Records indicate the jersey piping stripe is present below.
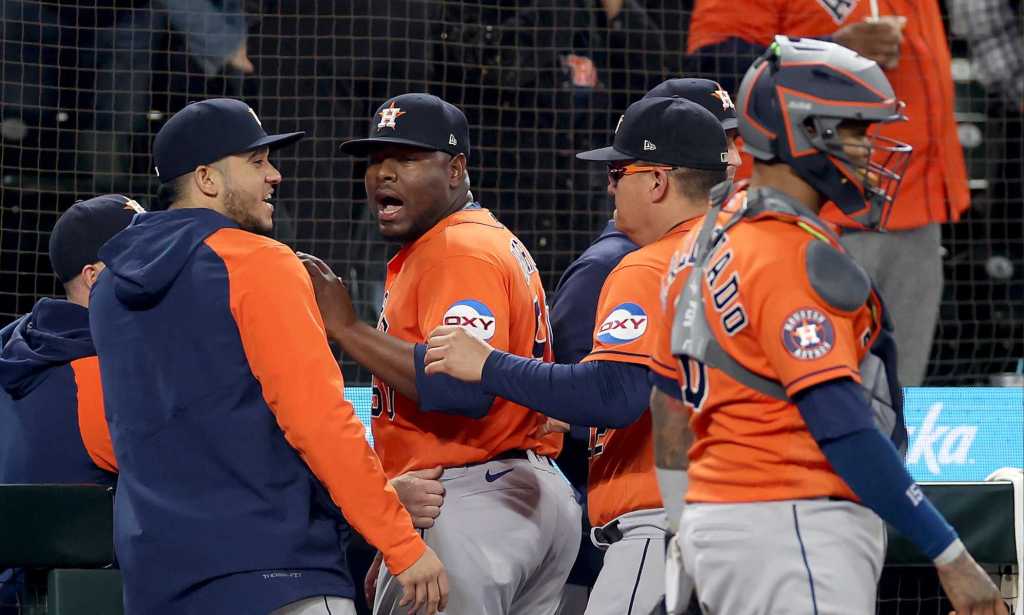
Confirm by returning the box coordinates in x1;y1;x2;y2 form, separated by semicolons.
587;349;652;361
782;364;856;388
626;538;652;615
651;357;676;372
447;220;505;230
792;505;819;615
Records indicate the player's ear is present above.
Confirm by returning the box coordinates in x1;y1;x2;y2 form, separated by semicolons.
448;153;467;189
194;165;220;198
650;168;671;202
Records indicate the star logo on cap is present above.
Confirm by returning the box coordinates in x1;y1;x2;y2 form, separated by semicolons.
711;87;735;111
377;102;406;130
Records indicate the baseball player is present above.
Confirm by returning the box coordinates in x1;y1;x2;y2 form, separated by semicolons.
303;92;580;615
419;96;729;615
688;0;970;386
89;98;445;615
650;37;1006;614
0;194;140;612
547;78;739;613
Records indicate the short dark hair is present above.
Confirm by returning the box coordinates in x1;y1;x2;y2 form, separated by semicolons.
155;175;190;211
669;166;728;202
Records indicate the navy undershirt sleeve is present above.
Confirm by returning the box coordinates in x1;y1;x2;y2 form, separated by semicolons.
414;343;495;419
481;351;650;429
649;371;683;401
795;379;958;559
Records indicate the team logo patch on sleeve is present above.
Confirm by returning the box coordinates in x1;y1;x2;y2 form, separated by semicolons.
597;302;648;344
782;308;836;360
443;300;497;341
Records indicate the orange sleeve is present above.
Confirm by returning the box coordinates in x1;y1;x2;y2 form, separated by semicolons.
746;241;862;396
71;356;117;474
220;239;425;575
687;0;784;52
581;263;662;368
416;255;511;351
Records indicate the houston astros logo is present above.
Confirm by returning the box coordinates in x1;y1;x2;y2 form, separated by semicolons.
443;300;497;341
711;87;735;111
597;303;648;344
377;102;406;130
781;308;835;360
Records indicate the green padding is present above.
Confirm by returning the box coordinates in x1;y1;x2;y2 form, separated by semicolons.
0;485;114;567
885;482;1018;565
47;569;123;615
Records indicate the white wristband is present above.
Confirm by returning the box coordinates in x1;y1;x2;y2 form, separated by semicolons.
933;538;966;566
655;467;688;534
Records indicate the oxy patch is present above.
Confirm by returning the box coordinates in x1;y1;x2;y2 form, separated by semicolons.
596;302;648;344
443;300;497;341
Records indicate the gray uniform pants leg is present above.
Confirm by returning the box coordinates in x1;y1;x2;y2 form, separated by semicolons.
585;509;667;615
841;223;943;386
374;451;581;615
681;500;886;615
270;596;356;615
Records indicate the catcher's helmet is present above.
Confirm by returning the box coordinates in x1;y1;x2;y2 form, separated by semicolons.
736;36;912;230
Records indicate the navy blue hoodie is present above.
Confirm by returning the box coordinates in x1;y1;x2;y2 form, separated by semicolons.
90;209;424;615
0;298;116;485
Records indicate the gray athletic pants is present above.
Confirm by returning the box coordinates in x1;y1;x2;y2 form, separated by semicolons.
680;499;886;615
374;450;581;615
841;223;943;386
270;596;356;615
585;508;667;615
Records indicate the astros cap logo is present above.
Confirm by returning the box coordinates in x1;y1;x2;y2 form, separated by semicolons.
247;106;263;128
377;101;406;130
711;87;735;111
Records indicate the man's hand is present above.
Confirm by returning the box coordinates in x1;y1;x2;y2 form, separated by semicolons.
937;550;1009;615
423;325;495;382
297;252;358;340
364;551;383;606
394;547;449;615
833;15;906;69
391;467;445;529
533;418;570;439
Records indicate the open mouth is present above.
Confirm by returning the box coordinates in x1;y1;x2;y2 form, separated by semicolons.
263;194;274;211
375;192;405;222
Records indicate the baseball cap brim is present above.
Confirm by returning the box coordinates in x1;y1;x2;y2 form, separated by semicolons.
339;136;444;156
248;131;306;152
721;117;738;131
575;146;636;162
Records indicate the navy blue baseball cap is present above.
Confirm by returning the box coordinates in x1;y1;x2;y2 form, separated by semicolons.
644;78;738;130
49;194;145;283
577;96;728;170
340;93;471;159
152;98;305;183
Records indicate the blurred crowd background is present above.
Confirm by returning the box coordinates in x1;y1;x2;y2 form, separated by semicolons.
1;0;1021;386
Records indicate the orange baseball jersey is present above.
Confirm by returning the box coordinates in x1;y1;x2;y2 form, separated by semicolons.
688;0;969;229
372;207;562;477
664;190;886;503
580;218;701;527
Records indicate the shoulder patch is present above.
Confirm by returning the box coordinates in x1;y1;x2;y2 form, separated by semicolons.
443;300;497;341
805;241;870;312
781;307;835;360
597;302;648;344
